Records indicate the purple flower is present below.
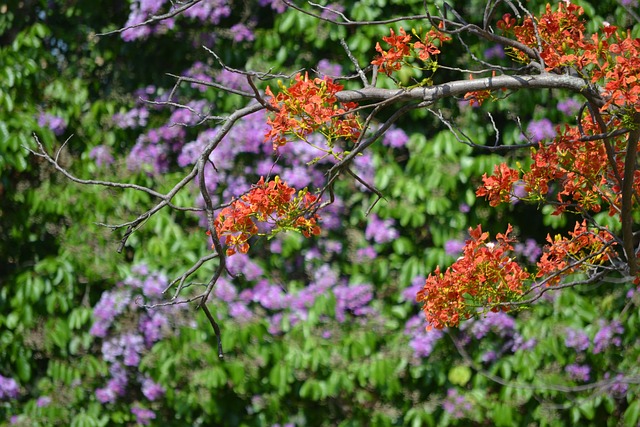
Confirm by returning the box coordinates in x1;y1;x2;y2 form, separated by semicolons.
215;69;252;92
319;3;345;19
565;364;590;382
139;312;168;345
355;246;377;262
316;59;343;78
259;0;287;13
229;302;254;322
382;127;409;148
620;0;637;6
525;119;556;143
401;276;425;303
226;253;264;281
444;239;465;256
365;214;399;244
36;396;52;407
405;316;444;358
182;0;231;24
442;388;473;419
230;23;254;42
514;239;542;264
557;98;581;116
214;278;237;302
131;406;156;425
484;44;505;60
333;283;373;322
0;375;19;400
593;320;623;354
564;328;590;352
141;378;165;401
37;112;67;135
90;289;132;337
89;145;115;167
463;311;516;340
605;373;629;395
253;280;289;310
459;203;470;213
112;107;149;129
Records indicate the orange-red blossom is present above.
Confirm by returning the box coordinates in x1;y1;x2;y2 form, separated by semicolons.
213;176;320;256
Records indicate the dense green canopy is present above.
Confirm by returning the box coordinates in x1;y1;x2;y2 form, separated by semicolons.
1;0;640;425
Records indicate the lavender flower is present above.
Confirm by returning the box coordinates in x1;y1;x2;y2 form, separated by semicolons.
442;388;473;419
0;375;19;400
214;277;238;302
564;327;590;352
382;127;409;148
36;396;52;407
333;283;374;322
112;107;149;129
89;145;114;167
444;239;465;256
131;406;156;425
484;44;505;60
229;302;254;322
514;239;542;264
37;112;67;135
565;364;590;382
259;0;287;13
557;98;581;116
139;312;168;345
405;316;444;358
230;23;255;42
141;378;165;401
401;276;425;303
316;59;343;78
593;320;623;354
90;289;132;337
525;118;556;143
365;214;399;244
463;311;516;340
355;246;377;262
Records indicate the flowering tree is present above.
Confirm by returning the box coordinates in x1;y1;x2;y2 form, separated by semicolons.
5;0;640;425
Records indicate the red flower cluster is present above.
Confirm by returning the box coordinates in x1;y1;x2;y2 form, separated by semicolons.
214;176;320;256
476;163;520;206
264;73;361;148
505;2;640;112
418;225;529;329
371;26;451;76
536;220;616;285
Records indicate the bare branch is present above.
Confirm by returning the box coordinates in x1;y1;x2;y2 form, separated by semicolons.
97;0;205;37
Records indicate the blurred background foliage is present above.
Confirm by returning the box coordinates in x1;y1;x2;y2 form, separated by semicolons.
1;0;640;425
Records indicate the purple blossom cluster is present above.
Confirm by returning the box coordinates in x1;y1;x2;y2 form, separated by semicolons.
565;364;590;382
564;327;590;351
484;44;506;60
593;320;624;354
401;276;425;303
525;118;556;143
513;238;542;263
316;59;343;78
444;239;465;257
112;107;150;129
230;23;255;43
442;388;473;419
131;405;156;425
382;127;409;148
259;0;287;13
89;145;115;168
37;112;67;136
333;283;374;321
0;374;19;400
460;311;536;358
90;264;179;406
365;214;399;244
404;315;444;359
557;98;581;116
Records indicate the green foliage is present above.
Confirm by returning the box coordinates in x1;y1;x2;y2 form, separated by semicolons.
2;0;639;426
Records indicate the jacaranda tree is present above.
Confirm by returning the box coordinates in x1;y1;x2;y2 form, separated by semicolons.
3;0;640;425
